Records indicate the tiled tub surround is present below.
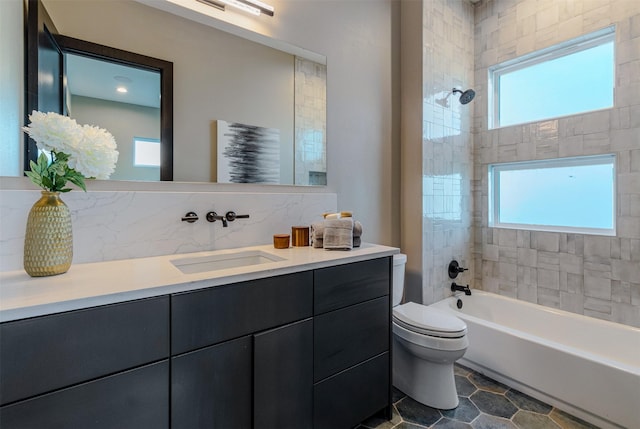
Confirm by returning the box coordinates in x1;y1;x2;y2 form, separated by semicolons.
0;190;336;272
471;0;640;327
360;365;599;429
431;291;640;429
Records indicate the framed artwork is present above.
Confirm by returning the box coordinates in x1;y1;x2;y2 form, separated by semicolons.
216;120;280;184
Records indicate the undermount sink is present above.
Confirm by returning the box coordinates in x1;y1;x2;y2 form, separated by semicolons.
171;250;286;274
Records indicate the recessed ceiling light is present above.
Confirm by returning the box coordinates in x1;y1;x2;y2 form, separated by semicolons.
117;86;128;93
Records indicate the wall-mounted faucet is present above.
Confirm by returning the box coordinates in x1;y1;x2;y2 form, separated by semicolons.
206;211;227;227
451;282;471;296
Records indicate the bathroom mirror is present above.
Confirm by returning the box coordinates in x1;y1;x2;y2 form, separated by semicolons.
8;0;327;186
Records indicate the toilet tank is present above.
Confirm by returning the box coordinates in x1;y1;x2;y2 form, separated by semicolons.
392;253;407;307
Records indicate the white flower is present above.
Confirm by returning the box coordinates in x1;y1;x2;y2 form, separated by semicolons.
68;124;119;180
22;111;120;190
22;111;83;154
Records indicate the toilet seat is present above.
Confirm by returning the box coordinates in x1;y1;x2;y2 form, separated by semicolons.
393;302;467;338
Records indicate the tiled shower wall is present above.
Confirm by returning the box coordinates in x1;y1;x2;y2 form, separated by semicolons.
294;57;327;186
472;0;640;327
421;0;475;304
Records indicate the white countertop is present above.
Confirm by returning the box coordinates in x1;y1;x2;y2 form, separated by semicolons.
0;243;399;322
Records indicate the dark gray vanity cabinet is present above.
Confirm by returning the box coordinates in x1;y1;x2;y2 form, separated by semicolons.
313;257;392;429
171;271;314;429
0;296;170;428
0;256;393;429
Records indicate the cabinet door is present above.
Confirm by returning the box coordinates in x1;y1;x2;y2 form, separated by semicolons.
314;257;390;314
0;361;169;429
0;296;169;405
172;271;312;354
254;318;313;429
314;353;389;429
314;296;389;382
171;336;252;429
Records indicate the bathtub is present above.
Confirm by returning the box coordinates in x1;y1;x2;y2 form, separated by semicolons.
430;290;640;429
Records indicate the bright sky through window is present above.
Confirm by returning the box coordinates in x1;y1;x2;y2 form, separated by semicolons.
489;155;616;235
489;27;615;128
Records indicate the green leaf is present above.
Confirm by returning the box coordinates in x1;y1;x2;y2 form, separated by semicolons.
41;176;54;190
67;172;87;192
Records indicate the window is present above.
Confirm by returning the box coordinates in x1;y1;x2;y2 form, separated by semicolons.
489;155;616;235
488;26;615;129
134;137;160;167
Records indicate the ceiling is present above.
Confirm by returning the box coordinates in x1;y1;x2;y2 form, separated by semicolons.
66;53;161;109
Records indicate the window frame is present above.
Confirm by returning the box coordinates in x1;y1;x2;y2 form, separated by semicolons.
488;26;615;129
488;154;617;236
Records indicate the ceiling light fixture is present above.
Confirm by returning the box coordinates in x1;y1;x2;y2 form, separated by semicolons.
197;0;274;16
116;86;128;93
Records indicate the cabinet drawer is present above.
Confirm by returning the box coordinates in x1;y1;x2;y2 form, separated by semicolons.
171;271;312;354
314;257;390;314
313;353;389;429
0;361;169;429
0;296;169;405
314;296;389;382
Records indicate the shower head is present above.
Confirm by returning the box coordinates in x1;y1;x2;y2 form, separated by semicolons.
452;88;475;104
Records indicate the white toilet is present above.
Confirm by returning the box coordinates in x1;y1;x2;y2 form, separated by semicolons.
392;253;468;410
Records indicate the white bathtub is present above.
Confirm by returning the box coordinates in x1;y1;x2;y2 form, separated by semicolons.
430;290;640;429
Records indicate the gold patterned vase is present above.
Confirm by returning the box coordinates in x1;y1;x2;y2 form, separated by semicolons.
23;191;73;277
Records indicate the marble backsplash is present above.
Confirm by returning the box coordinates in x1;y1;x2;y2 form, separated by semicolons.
0;190;337;272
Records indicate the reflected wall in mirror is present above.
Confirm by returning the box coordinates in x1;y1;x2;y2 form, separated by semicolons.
66;54;162;181
15;0;327;186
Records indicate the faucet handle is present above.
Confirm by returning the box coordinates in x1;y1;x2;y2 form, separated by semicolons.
448;260;468;279
181;212;199;223
225;211;250;222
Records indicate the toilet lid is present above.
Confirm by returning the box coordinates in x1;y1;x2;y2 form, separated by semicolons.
393;302;467;338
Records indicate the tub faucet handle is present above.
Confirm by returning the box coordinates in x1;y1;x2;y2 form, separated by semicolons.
448;260;468;279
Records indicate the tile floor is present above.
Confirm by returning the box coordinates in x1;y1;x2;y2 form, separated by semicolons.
358;365;600;429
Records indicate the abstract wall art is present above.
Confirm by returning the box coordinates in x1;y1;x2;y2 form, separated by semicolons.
216;120;280;184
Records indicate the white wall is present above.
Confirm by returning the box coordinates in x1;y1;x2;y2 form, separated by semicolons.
15;0;399;246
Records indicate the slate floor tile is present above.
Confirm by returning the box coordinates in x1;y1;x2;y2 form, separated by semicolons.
440;397;479;423
455;375;477;397
505;389;553;414
549;409;601;429
469;390;518;419
431;417;473;429
396;396;442;427
468;372;509;394
512;410;562;429
470;414;518;429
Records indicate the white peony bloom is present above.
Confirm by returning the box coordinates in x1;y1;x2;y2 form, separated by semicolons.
23;111;119;182
68;124;119;180
22;111;83;154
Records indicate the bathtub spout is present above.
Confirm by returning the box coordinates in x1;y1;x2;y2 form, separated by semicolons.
451;282;471;295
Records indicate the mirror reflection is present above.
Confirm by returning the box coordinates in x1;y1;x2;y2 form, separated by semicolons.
9;0;327;186
66;53;163;182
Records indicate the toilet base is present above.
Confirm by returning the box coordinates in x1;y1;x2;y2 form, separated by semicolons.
393;336;461;410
